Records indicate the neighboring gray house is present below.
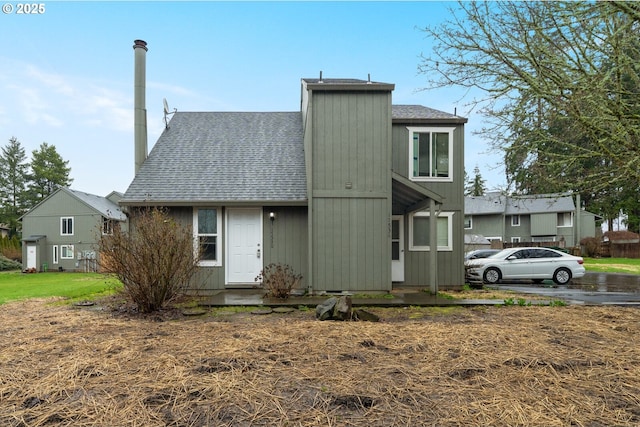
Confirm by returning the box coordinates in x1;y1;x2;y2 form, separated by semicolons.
119;40;468;294
464;192;601;248
20;188;127;272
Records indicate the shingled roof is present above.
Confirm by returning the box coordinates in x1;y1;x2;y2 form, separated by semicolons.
465;193;576;215
121;112;307;205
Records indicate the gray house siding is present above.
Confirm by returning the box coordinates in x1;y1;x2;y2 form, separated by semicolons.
466;214;503;240
531;213;557;236
262;206;308;287
305;89;392;291
390;122;466;288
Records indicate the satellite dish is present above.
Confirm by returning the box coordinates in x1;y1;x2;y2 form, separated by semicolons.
162;98;176;129
163;98;170;115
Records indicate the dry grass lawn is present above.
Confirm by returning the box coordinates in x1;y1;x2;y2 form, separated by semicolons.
1;298;639;426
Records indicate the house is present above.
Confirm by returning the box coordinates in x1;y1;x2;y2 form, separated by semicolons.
20;188;127;272
119;40;467;294
464;192;601;248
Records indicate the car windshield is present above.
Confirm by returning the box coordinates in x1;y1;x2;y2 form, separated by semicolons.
487;249;513;259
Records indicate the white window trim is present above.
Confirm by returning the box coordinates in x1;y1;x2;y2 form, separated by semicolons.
409;211;454;251
511;237;521;243
194;207;221;267
60;244;74;259
407;126;455;182
557;212;573;227
52;246;59;264
60;217;74;236
464;215;472;230
102;217;114;235
511;215;520;226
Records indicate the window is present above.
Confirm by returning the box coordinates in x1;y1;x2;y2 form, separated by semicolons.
61;245;74;259
557;212;573;227
408;127;454;181
409;211;454;251
61;217;74;235
194;208;220;266
102;217;115;235
511;237;521;243
511;215;520;226
52;246;59;264
464;215;472;229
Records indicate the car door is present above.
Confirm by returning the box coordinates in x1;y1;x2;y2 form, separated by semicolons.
529;249;561;279
500;249;532;279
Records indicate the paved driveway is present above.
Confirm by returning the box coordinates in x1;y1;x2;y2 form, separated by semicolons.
495;272;640;305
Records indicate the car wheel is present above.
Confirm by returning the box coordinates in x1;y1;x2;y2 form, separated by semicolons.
483;267;501;284
553;268;572;285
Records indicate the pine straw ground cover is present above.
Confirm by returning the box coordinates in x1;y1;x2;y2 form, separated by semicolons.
1;299;639;427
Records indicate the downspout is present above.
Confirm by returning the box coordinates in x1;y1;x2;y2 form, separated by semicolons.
429;198;441;294
133;39;148;175
575;193;581;249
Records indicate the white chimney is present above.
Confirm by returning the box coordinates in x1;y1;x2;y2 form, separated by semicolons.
133;39;148;175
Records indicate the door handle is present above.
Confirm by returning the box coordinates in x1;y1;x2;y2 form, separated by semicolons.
257;248;261;258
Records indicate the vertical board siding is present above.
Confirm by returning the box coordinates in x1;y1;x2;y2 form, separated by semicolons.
531;213;557;236
262;206;308;286
313;92;390;193
312;198;390;291
310;90;392;291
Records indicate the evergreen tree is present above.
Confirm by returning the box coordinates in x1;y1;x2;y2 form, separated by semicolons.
465;166;486;196
25;142;73;205
0;137;29;237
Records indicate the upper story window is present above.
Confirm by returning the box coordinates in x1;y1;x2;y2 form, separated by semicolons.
102;217;115;235
464;215;472;229
61;217;74;235
511;215;520;226
557;212;573;227
408;127;454;182
194;208;221;266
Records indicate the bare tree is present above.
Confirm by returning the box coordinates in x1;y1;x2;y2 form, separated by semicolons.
418;1;640;199
98;207;201;313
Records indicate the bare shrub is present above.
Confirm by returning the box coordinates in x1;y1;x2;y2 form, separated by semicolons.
255;263;302;299
580;237;601;257
98;207;200;313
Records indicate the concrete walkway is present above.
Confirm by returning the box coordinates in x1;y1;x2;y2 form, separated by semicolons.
200;288;507;307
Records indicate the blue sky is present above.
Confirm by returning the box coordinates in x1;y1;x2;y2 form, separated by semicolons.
0;1;503;196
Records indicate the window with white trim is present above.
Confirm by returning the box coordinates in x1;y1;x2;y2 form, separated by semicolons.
61;217;74;235
61;245;74;259
511;215;520;226
408;127;454;181
102;217;116;235
52;246;59;264
464;215;472;229
511;237;521;243
557;212;573;227
194;208;221;266
409;211;454;251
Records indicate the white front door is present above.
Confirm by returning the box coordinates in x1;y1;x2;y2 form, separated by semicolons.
391;215;404;282
226;208;263;285
26;244;37;270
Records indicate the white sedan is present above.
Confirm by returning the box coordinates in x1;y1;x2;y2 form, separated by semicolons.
465;247;585;285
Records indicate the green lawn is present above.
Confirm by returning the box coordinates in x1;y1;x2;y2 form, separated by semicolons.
583;257;640;275
0;271;122;305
